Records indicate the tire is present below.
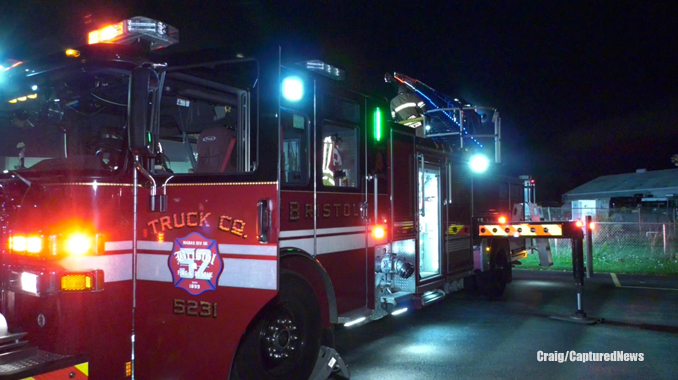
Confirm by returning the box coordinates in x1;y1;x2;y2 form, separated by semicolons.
478;248;510;300
463;274;480;297
232;271;321;380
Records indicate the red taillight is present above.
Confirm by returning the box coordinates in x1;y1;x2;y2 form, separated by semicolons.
575;220;584;228
498;216;507;224
589;222;596;230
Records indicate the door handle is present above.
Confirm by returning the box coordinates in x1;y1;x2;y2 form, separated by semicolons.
258;199;270;244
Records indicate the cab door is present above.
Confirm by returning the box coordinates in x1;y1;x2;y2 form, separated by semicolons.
131;58;280;379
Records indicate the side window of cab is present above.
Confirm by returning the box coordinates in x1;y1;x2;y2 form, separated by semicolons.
320;121;359;188
281;110;310;185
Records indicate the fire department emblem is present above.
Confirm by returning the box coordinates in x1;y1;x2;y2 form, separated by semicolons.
169;233;223;296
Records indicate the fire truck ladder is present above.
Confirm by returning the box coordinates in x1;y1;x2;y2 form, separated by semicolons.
392;72;502;163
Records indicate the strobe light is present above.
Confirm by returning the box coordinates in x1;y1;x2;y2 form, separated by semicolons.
376;253;414;279
469;154;489;173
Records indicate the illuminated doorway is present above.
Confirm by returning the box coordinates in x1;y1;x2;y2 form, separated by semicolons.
419;163;441;279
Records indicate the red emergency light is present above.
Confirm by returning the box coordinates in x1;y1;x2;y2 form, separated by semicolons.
87;16;179;50
372;226;386;239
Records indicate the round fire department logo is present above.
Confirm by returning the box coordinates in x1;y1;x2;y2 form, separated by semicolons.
169;232;223;296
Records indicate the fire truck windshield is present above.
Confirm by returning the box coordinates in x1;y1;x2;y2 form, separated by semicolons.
0;65;129;174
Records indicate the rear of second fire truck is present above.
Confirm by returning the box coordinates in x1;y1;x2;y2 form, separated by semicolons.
0;17;528;379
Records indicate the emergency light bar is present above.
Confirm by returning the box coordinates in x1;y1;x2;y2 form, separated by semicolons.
298;60;346;80
88;16;179;50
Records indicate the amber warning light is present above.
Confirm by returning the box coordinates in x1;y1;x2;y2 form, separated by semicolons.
8;232;104;258
88;16;179;50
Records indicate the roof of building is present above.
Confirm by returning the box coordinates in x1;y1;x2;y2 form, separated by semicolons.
563;168;678;199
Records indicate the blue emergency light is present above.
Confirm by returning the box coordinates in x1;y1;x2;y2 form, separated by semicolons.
282;77;303;101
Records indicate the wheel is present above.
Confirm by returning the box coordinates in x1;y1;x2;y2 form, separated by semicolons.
478;248;510;300
232;271;321;380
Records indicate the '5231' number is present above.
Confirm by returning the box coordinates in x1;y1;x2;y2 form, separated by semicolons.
173;299;217;318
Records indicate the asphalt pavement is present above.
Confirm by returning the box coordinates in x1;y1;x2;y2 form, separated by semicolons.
334;270;678;380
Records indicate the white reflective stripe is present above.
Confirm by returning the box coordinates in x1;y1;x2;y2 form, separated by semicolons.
59;254;133;282
218;244;277;256
417;101;425;108
138;241;174;251
220;259;276;290
135;240;276;256
137;254;276;290
280;226;366;239
394;102;417;113
281;232;376;255
105;241;133;251
137;254;173;282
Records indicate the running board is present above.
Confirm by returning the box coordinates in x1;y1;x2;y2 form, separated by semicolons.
309;346;350;379
419;289;446;308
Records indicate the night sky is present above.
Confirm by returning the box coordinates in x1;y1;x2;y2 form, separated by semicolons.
2;1;677;202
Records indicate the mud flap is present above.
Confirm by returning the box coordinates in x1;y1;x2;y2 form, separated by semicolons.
309;346;350;380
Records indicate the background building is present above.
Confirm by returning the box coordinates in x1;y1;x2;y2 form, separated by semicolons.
562;168;678;222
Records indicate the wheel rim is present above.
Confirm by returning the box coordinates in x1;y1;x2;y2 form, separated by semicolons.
260;309;304;372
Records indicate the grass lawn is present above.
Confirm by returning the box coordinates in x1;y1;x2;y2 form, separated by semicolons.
518;246;678;275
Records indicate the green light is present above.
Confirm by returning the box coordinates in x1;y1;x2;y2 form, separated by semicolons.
374;107;382;142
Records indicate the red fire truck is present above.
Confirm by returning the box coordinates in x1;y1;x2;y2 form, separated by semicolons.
0;17;527;379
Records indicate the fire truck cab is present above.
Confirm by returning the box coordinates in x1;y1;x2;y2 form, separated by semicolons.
0;17;525;379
